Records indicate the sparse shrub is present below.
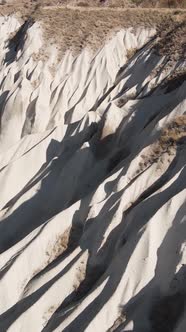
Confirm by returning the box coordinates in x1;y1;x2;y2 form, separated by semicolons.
76;1;90;6
160;115;186;146
116;97;127;108
46;228;71;263
136;115;186;175
126;47;137;59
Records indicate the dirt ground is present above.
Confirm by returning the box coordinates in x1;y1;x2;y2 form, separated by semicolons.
1;0;185;57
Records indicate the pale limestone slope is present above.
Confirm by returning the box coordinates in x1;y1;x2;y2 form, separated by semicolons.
0;15;185;332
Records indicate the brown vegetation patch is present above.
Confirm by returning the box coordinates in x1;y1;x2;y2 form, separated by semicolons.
138;0;186;8
126;47;137;59
35;7;186;57
1;2;185;56
46;228;71;263
0;2;185;59
2;0;186;9
160;115;186;145
136;115;186;174
155;19;186;63
152;115;186;156
162;68;186;93
46;221;83;263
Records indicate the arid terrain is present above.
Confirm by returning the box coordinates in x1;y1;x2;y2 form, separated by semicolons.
1;0;185;55
0;1;185;332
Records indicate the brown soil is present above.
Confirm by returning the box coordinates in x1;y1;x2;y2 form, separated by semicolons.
1;1;185;57
35;7;186;56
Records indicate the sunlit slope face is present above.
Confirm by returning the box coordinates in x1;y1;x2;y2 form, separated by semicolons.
0;9;185;332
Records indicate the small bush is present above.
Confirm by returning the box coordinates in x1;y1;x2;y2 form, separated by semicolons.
136;115;186;174
76;1;90;6
126;47;137;59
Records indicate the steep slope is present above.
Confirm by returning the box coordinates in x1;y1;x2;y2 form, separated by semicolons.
0;9;185;332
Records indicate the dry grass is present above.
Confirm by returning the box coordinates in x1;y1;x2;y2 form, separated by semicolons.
153;115;186;155
46;228;71;263
159;115;185;147
162;68;186;93
137;0;186;8
33;7;186;56
136;115;186;174
0;2;185;57
0;0;185;18
126;47;137;59
160;115;186;145
155;19;186;62
45;221;83;264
